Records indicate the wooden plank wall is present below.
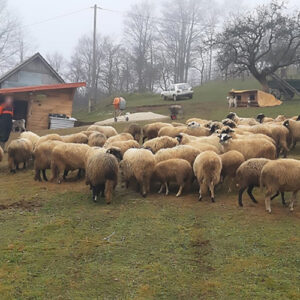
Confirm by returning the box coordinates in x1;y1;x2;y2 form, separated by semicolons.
26;89;73;130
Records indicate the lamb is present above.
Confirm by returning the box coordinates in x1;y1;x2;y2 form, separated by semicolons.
36;134;63;147
219;133;276;160
85;151;119;204
120;148;155;197
61;133;88;144
142;122;172;142
104;133;134;147
33;140;64;181
87;125;118;138
193;151;222;202
107;140;140;155
153;159;194;197
7;138;33;173
283;119;300;149
0;145;3;162
143;136;178;153
20;131;40;148
227;112;259;126
88;132;107;147
50;143;91;183
260;159;300;213
219;150;245;184
124;123;142;142
155;145;201;166
256;113;274;123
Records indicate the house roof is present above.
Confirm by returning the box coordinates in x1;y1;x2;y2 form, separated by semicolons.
229;89;258;94
0;82;86;95
0;52;65;84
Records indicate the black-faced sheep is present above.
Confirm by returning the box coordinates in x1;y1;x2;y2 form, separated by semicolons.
219;133;276;160
107;140;140;155
143;136;178;153
283;119;300;149
193;151;222;202
7;138;33;173
227;112;259;126
88;132;107;147
153;159;194;197
261;159;300;213
120;148;155;197
85;151;120;204
256;114;274;123
87;125;118;138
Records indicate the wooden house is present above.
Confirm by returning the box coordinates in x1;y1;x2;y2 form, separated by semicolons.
0;53;85;131
228;89;282;107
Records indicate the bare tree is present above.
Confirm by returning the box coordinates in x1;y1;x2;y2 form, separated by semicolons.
217;1;300;91
46;52;66;76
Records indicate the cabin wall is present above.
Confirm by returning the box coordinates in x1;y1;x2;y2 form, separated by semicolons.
236;92;258;107
26;89;73;130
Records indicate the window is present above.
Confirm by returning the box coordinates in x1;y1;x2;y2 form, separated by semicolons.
237;95;241;101
249;94;255;101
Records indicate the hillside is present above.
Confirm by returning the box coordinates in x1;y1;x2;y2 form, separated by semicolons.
74;78;300;124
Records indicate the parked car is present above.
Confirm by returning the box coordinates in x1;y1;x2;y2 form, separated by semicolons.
161;83;193;101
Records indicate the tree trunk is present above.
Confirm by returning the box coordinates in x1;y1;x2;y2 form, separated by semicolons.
253;73;269;92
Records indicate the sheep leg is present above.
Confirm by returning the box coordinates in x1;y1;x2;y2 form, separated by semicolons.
92;186;100;202
289;191;297;212
158;184;164;194
265;191;273;213
42;170;48;181
209;182;215;203
247;185;258;204
63;170;69;180
198;187;202;201
23;162;26;169
165;182;169;196
238;187;246;207
34;170;42;182
176;185;183;197
281;192;287;206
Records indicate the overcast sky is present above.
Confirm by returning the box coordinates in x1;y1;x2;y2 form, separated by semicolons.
8;0;300;59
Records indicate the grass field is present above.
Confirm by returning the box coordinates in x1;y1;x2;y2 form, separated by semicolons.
0;78;300;299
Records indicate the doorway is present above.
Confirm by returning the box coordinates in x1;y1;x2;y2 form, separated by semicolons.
13;100;28;121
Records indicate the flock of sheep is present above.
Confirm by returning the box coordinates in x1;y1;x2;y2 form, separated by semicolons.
1;111;300;214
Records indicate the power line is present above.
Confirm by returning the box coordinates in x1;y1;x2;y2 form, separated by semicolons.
22;7;90;29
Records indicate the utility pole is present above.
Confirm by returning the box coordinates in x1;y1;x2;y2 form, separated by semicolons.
89;4;100;113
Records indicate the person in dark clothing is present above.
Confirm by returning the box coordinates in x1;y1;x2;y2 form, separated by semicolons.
0;95;14;150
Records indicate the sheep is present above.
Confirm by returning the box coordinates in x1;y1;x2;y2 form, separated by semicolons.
227;112;259;126
85;151;120;204
88;132;107;147
124;123;142;142
219;150;245;185
61;133;88;144
33;140;64;181
0;145;3;162
142;122;172;142
266;124;290;157
219;133;276;160
158;125;210;138
155;145;201;166
260;159;300;213
222;118;237;128
107;140;140;155
87;125;118;138
50;143;91;183
36;134;63;147
104;133;134;147
186;118;210;125
120;148;155;197
274;115;286;122
171;122;186;127
7;138;33;173
283;119;300;149
20;131;40;148
143;136;178;153
256;113;274;123
193;151;222;202
80;130;98;137
153;159;194;197
236;158;285;208
158;126;187;138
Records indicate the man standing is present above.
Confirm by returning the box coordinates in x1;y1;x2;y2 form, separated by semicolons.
0;95;14;150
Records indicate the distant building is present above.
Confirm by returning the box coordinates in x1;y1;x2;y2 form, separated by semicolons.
0;53;85;131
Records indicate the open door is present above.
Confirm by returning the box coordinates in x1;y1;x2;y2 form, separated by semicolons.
13;100;28;121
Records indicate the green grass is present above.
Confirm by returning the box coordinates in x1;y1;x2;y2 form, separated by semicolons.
1;77;300;298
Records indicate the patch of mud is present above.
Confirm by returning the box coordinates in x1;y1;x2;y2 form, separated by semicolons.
0;199;42;211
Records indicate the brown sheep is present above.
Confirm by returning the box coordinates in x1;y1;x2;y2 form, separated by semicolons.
124;123;142;142
142;122;172;142
88;132;107;147
153;159;193;197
